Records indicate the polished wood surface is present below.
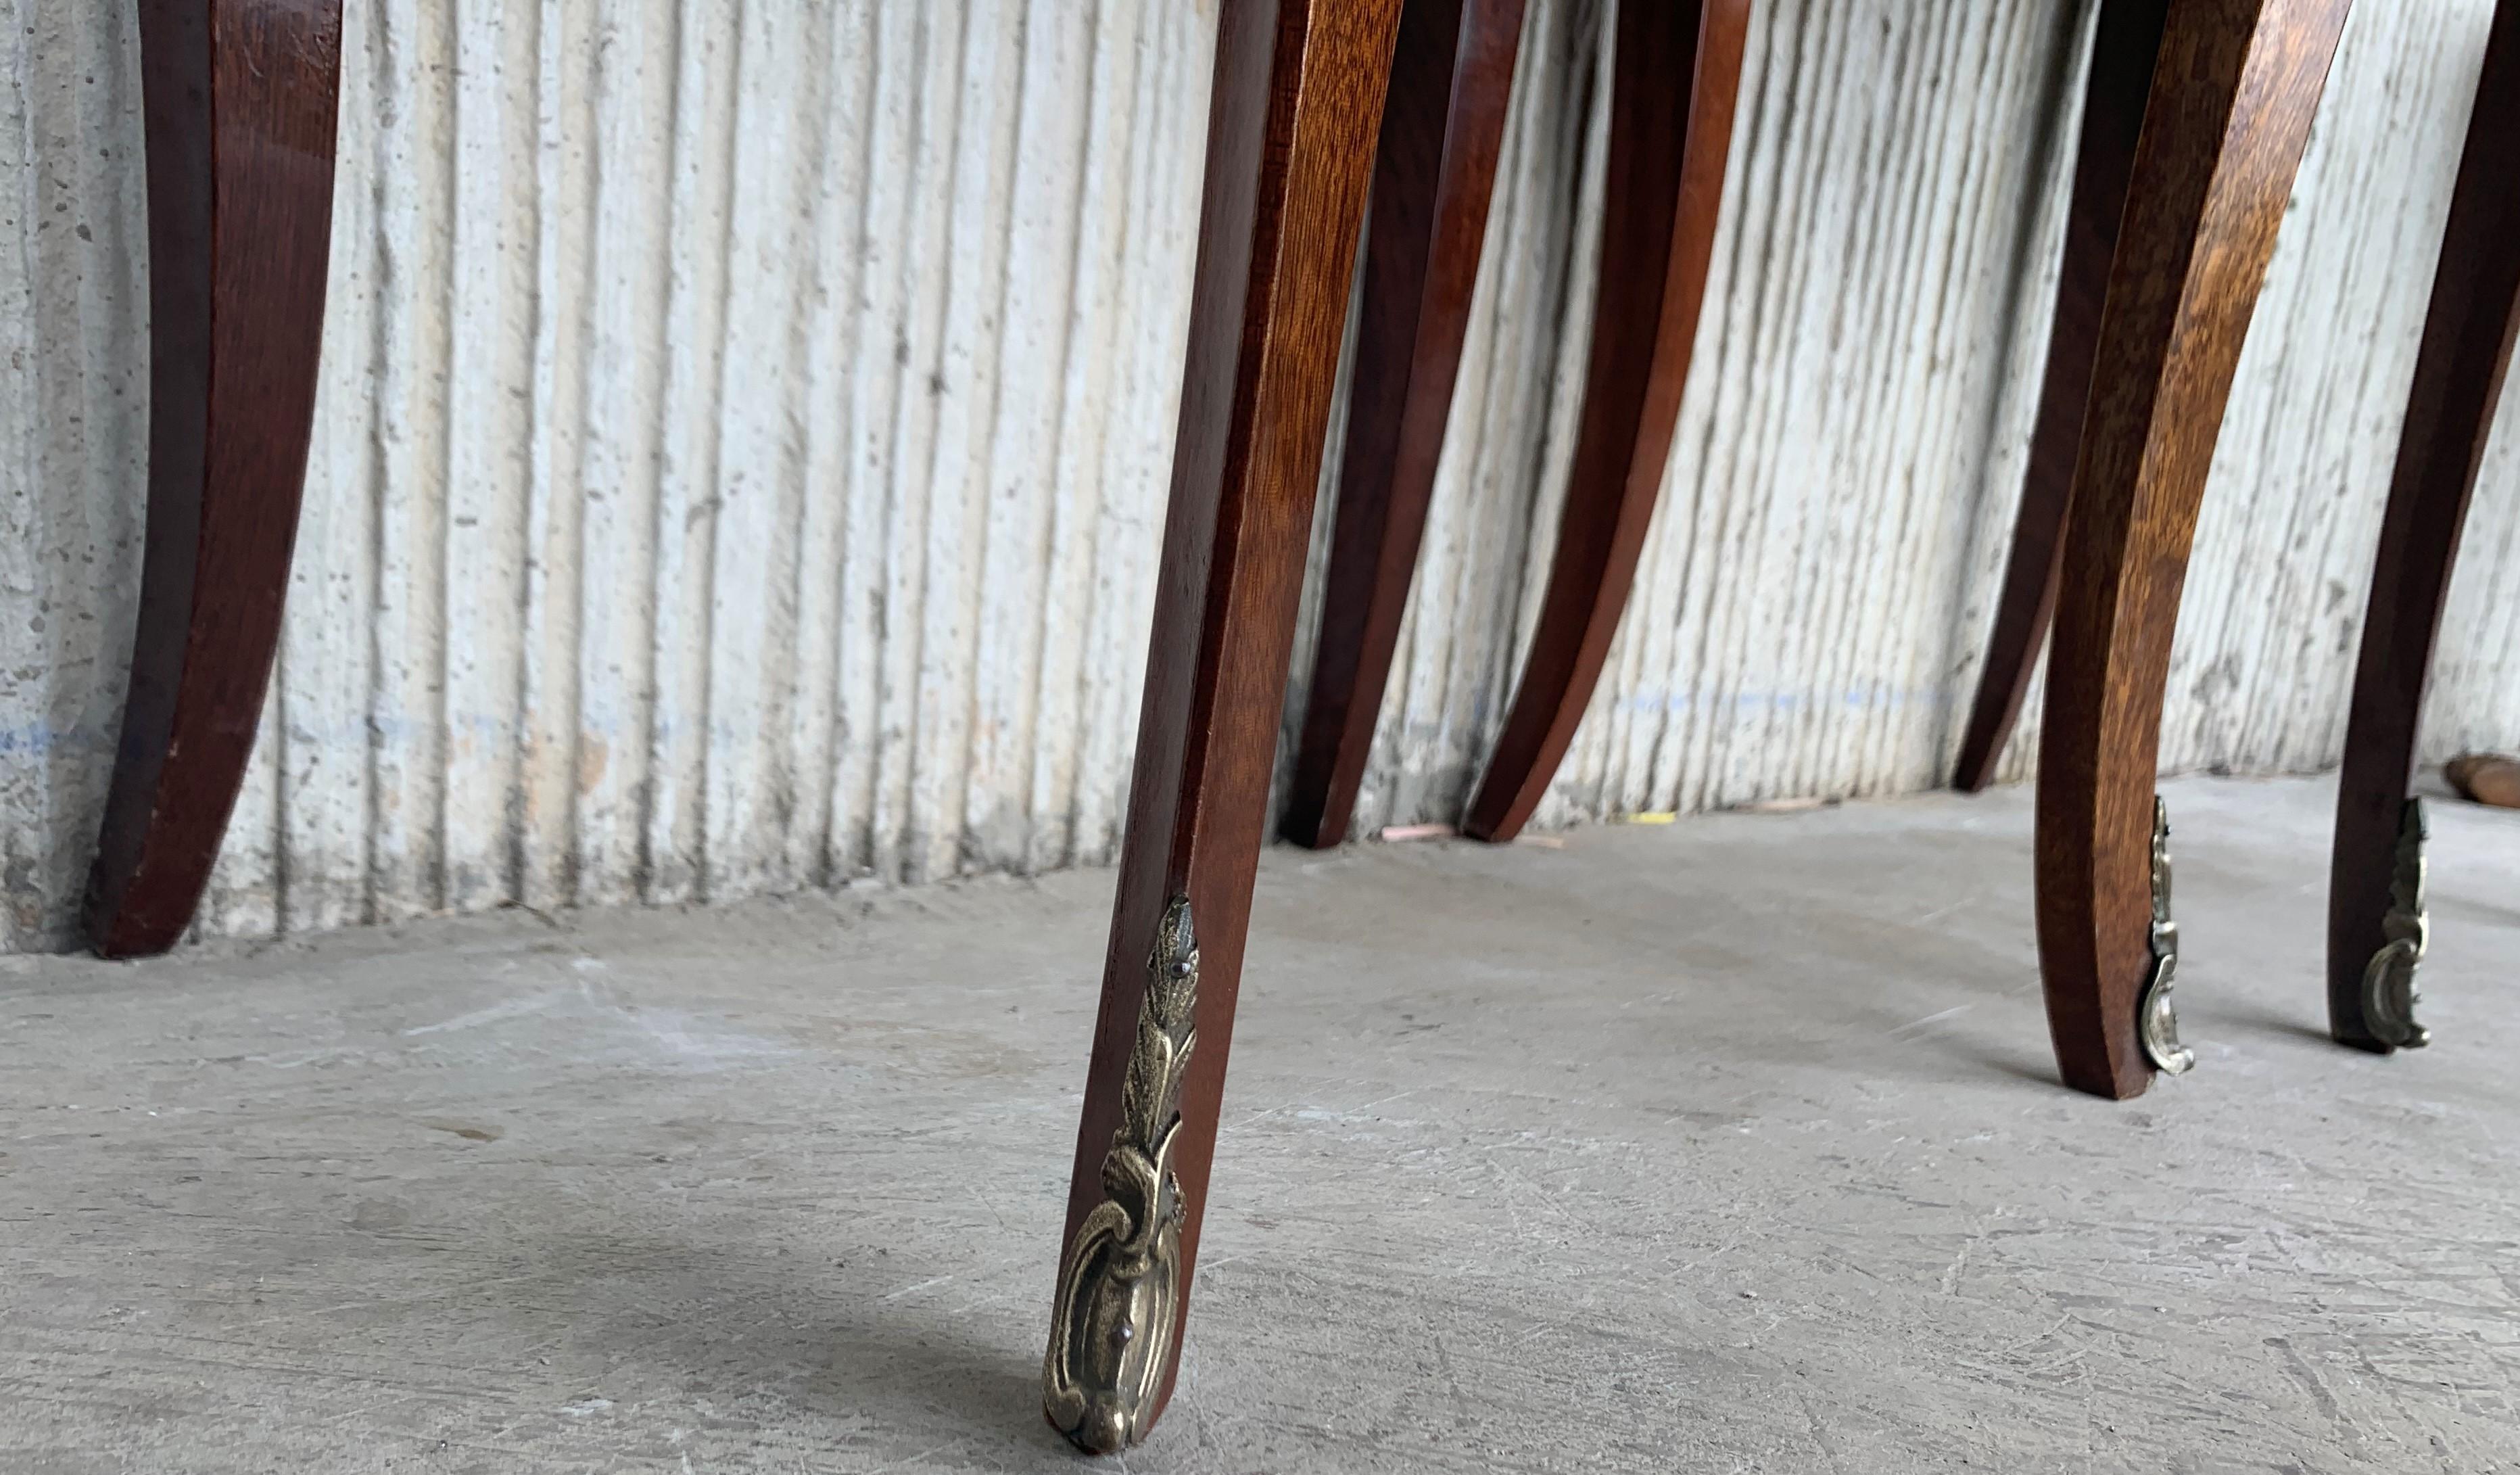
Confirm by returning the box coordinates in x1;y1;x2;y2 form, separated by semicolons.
2036;0;2352;1100
1282;0;1526;849
1053;0;1402;1440
87;0;345;958
2327;0;2519;1050
1460;0;1749;843
1952;0;2172;794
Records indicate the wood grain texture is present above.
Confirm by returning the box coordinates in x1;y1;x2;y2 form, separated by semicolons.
9;3;2512;952
1459;0;1749;843
2327;0;2519;1050
1280;0;1526;850
1270;0;1522;852
1951;0;2171;794
2035;0;2352;1100
1054;0;1401;1440
84;0;344;957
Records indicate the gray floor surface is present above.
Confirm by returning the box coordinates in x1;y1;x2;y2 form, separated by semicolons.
4;774;2517;1473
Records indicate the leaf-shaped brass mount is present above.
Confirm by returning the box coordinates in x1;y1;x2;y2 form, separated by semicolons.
2359;797;2431;1051
2139;797;2195;1075
1045;897;1199;1454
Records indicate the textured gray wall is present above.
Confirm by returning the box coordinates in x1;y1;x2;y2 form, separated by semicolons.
2;0;2511;950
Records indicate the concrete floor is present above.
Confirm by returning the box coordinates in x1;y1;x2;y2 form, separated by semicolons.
4;774;2517;1474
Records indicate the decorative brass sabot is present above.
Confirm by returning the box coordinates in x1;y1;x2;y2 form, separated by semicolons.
2139;797;2195;1075
1045;896;1199;1454
2359;797;2430;1050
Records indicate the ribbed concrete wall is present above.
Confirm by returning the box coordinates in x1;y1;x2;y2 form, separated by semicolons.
3;0;2511;951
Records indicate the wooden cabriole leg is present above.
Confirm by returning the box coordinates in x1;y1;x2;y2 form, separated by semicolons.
2035;0;2352;1100
85;1;345;958
1951;0;2172;793
1042;0;1401;1455
1280;0;1527;849
1458;0;1750;844
2327;0;2520;1054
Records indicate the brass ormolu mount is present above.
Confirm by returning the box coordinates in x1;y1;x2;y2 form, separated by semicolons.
2139;797;2195;1075
1045;897;1199;1454
2356;797;2431;1052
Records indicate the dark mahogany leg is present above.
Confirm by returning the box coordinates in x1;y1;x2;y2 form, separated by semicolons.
86;1;345;957
1042;0;1400;1454
2036;0;2352;1100
1281;0;1526;849
1458;0;1749;843
2327;1;2520;1054
1951;0;2171;793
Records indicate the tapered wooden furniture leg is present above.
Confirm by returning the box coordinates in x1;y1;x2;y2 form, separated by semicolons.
1951;0;2172;793
2035;0;2352;1100
1281;0;1526;849
2327;0;2520;1054
1458;0;1749;843
85;0;345;958
1042;0;1400;1455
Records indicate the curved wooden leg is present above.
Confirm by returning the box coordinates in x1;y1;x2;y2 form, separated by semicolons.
1281;0;1526;849
1951;0;2171;793
1042;0;1400;1454
2327;1;2520;1052
85;1;345;958
1458;0;1749;843
2035;0;2352;1100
